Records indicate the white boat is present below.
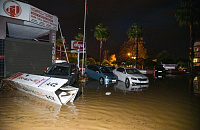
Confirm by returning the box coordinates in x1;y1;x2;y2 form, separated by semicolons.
7;73;79;105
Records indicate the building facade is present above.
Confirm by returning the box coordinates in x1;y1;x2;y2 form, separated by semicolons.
194;41;200;66
0;0;58;78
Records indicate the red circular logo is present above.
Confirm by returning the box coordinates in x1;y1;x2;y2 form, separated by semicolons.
3;0;22;17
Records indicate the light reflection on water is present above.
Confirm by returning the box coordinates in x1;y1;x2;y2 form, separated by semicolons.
0;75;200;129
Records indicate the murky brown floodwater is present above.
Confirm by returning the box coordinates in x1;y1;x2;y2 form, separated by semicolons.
0;74;200;130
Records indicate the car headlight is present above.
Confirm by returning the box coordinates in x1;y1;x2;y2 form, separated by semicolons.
131;77;137;80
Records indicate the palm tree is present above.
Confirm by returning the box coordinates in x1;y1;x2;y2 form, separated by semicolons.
74;33;84;68
175;0;200;72
74;33;83;41
127;23;144;68
56;36;65;60
94;23;110;65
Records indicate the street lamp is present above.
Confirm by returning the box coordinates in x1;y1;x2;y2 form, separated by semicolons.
127;53;136;68
132;56;136;60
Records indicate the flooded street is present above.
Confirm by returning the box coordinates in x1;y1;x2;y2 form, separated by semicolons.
0;74;200;130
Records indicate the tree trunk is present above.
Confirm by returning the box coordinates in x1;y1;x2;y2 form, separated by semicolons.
100;40;103;65
60;46;62;60
135;38;138;68
190;23;194;72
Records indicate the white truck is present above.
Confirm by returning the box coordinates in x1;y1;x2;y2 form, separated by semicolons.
162;64;176;71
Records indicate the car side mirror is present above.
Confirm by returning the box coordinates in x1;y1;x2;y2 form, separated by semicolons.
123;71;126;74
46;66;50;71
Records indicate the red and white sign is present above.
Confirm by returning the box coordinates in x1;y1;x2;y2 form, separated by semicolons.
30;6;58;31
0;0;30;21
0;0;58;31
3;0;21;17
8;73;79;105
71;40;86;50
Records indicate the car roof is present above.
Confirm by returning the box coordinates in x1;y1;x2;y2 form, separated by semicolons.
103;65;115;67
117;67;136;69
103;65;113;67
53;63;76;67
87;64;105;67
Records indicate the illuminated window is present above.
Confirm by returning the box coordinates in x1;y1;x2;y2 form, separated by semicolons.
193;58;198;63
195;48;199;52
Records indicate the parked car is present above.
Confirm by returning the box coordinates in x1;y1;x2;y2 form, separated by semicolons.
55;60;67;63
178;66;187;71
154;65;166;79
84;64;118;85
44;63;79;85
113;67;149;88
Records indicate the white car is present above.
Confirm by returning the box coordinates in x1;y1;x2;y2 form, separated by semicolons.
113;67;149;87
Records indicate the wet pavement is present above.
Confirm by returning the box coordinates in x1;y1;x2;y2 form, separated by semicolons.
0;74;200;129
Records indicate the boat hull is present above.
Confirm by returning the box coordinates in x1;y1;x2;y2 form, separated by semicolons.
8;73;79;105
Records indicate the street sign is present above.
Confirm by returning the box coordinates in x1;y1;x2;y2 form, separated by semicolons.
70;50;86;53
71;40;86;50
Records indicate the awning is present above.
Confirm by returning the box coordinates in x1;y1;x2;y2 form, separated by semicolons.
7;22;50;39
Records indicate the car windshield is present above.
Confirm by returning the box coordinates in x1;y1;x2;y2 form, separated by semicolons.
106;66;115;70
100;66;112;73
155;66;165;70
126;68;141;74
47;66;70;76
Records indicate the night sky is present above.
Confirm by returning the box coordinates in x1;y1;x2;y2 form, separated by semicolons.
26;0;200;60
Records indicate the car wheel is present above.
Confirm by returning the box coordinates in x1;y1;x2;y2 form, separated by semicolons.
99;77;104;85
75;75;79;83
84;73;88;78
125;78;130;88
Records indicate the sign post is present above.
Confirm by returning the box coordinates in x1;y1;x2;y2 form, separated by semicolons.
71;40;86;68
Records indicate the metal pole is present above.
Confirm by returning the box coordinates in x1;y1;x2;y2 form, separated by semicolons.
58;22;69;63
78;49;80;68
81;0;87;76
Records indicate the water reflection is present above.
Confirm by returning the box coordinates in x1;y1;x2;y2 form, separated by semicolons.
0;90;61;117
1;75;200;129
114;81;149;93
77;80;116;97
78;79;149;96
154;73;179;80
0;90;79;122
80;79;116;89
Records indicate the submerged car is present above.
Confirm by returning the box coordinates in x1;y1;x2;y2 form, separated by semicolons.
113;67;149;87
154;65;166;79
44;63;79;85
84;64;118;84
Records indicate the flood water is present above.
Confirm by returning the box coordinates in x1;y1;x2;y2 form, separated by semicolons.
0;74;200;130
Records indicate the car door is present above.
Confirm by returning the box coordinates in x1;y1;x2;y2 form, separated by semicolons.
86;65;95;78
70;64;78;84
115;68;125;81
92;66;101;80
87;65;99;80
120;68;126;81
